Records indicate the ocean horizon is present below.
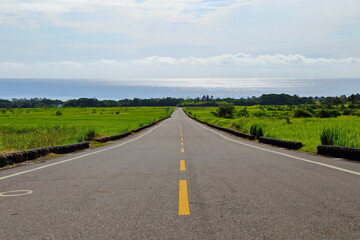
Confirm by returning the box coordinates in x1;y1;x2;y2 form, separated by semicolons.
0;78;359;100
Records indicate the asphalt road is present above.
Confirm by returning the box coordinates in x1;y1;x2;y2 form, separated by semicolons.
1;108;359;239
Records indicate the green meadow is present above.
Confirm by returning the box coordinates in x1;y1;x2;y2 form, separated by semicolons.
184;106;360;152
0;107;173;153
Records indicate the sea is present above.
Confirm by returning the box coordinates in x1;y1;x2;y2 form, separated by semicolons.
0;78;359;100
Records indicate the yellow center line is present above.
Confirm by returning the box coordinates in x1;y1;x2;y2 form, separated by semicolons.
181;142;184;145
179;180;190;215
181;148;184;152
181;138;183;141
180;160;186;171
180;133;183;136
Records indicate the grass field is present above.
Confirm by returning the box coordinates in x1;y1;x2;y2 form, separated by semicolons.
0;107;173;153
184;106;360;152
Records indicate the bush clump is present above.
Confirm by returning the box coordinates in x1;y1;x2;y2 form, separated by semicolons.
250;124;264;138
83;129;97;141
237;108;250;117
315;109;341;118
212;102;235;118
342;109;354;115
293;109;313;118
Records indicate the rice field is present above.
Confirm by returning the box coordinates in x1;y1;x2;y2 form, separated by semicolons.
0;107;173;153
184;106;360;152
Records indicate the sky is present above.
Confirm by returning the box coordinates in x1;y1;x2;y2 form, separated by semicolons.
0;0;360;81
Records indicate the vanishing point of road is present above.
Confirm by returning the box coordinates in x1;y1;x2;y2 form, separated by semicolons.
1;109;359;239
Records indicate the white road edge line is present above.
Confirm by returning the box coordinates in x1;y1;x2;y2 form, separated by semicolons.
193;120;360;176
0;120;168;181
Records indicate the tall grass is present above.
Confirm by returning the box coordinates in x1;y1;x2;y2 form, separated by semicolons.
320;128;340;145
0;107;173;153
184;107;360;152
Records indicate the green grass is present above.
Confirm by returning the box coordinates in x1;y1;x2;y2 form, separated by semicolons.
0;107;173;153
184;106;360;152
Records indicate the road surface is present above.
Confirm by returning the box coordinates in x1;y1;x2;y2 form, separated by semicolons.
1;108;359;239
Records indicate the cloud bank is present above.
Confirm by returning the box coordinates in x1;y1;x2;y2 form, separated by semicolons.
2;53;359;68
132;53;360;65
1;0;359;79
1;53;359;79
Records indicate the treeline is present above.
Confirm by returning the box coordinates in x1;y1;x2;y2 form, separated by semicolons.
0;94;360;108
0;98;63;108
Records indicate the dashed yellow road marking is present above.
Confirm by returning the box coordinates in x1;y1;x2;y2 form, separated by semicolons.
180;160;186;171
181;142;184;145
181;138;183;141
181;148;184;152
179;180;190;215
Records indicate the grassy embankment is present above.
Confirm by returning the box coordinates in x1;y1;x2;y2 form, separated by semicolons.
0;107;173;153
184;106;360;153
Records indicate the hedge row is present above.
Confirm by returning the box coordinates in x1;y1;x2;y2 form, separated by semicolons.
258;136;303;150
0;142;90;168
317;145;360;161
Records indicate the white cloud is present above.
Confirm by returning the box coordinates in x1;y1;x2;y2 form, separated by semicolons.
1;52;359;79
1;53;360;69
132;53;360;65
131;56;178;65
0;62;26;67
98;59;124;66
36;61;84;68
1;0;359;58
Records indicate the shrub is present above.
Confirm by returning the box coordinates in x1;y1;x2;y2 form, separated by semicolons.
252;110;268;117
55;110;62;116
277;112;291;122
237;108;250;117
210;111;217;117
293;109;313;118
315;109;341;118
215;102;235;118
320;128;340;145
342;109;354;115
330;110;341;117
316;109;331;118
84;129;97;141
250;124;264;138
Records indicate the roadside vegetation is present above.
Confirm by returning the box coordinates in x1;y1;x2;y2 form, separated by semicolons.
184;104;360;152
0;107;173;153
1;93;359;153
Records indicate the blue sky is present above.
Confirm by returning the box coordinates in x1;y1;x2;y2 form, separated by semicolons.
0;0;360;81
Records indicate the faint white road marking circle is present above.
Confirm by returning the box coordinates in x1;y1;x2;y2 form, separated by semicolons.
0;190;33;197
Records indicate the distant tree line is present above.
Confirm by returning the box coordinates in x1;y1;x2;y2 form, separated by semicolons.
0;94;359;108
